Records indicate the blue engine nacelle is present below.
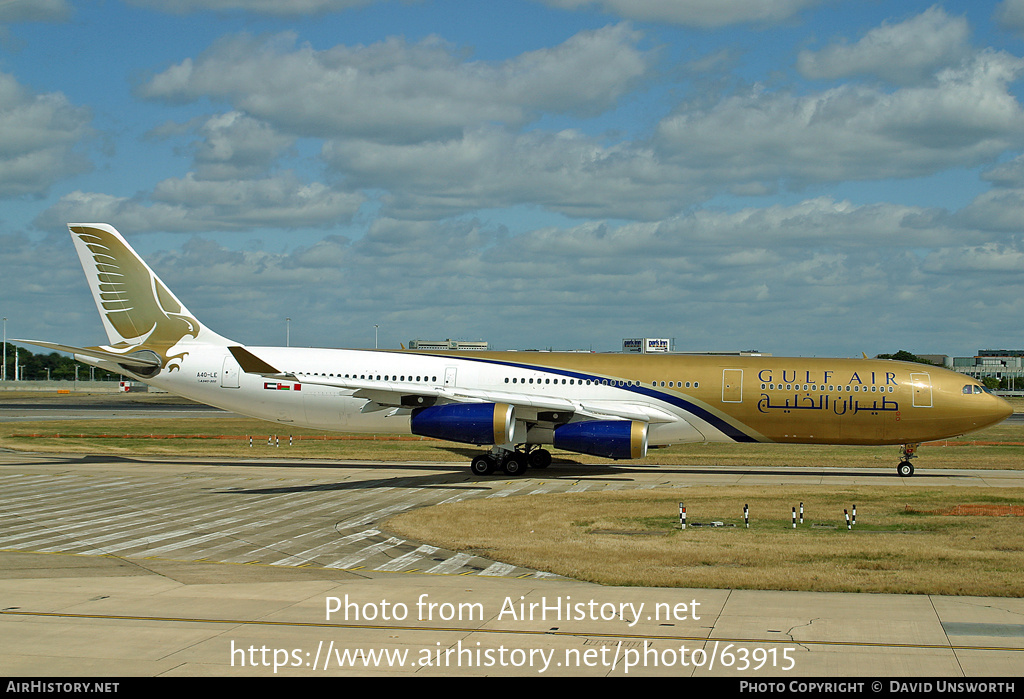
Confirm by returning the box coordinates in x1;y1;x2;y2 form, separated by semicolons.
553;420;648;459
410;402;515;445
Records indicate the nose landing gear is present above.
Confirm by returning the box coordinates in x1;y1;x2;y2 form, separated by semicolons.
897;443;918;477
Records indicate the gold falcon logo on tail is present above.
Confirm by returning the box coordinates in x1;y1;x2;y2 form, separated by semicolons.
68;224;219;371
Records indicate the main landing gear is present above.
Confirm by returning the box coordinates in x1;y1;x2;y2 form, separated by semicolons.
897;443;918;477
470;445;552;476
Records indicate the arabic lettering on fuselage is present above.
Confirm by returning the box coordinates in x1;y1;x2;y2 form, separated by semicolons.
757;392;900;415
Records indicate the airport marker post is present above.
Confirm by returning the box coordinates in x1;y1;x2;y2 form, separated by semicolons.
679;503;686;530
792;507;796;529
744;503;749;528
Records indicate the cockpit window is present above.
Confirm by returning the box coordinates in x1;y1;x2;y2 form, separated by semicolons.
963;384;985;395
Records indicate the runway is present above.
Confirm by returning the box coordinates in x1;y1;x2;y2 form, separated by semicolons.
1;447;1023;677
0;395;231;422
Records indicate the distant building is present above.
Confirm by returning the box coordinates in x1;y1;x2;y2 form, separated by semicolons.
622;338;671;353
914;354;952;368
674;350;772;357
953;350;1024;389
621;338;771;356
408;339;489;351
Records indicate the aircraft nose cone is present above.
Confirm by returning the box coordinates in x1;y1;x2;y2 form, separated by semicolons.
995;397;1014;422
981;393;1015;428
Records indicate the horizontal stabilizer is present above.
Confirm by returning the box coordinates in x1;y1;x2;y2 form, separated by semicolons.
14;339;162;368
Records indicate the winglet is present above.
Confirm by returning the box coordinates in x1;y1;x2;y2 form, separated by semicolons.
229;346;283;375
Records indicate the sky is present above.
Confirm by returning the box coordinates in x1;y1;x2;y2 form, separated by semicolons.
2;0;1024;358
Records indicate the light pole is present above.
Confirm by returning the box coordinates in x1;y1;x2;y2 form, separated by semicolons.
2;317;6;382
286;317;291;347
374;324;379;349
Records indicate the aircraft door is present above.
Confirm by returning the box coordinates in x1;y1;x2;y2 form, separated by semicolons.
220;355;240;388
722;369;743;403
444;367;457;388
911;372;933;408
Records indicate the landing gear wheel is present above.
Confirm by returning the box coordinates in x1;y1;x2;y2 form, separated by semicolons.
528;448;552;469
470;455;496;476
504;453;529;476
898;443;919;477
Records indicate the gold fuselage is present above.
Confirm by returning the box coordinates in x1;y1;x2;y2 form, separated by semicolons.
413;351;1012;446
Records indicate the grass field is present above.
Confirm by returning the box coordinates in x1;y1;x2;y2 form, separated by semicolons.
3;414;1023;469
385;486;1024;596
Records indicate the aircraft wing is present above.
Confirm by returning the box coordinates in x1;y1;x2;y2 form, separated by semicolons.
228;346;678;424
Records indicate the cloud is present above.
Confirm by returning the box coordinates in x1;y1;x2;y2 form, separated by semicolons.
138;26;651;143
538;0;819;27
0;71;92;198
126;0;389;14
0;0;72;23
955;153;1024;231
323;126;702;220
995;0;1024;33
172;197;1002;354
35;172;364;233
190;112;296;180
656;50;1024;186
923;242;1024;274
797;6;972;85
955;187;1024;232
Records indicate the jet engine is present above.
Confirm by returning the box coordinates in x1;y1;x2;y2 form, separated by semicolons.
410;402;515;446
553;420;648;459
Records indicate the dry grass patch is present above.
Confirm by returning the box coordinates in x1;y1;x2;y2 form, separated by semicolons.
385;486;1024;596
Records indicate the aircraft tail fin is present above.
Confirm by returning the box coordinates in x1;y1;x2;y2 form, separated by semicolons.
68;223;231;368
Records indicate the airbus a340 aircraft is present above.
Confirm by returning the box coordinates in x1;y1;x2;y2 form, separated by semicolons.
19;224;1013;477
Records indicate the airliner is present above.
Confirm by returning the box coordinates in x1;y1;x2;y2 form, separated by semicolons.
18;224;1013;477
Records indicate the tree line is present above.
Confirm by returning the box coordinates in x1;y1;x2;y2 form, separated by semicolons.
1;344;121;381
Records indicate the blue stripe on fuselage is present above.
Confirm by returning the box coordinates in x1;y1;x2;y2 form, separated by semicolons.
411;352;760;443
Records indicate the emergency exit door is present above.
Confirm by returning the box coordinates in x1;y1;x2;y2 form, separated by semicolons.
911;372;932;408
722;369;743;403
